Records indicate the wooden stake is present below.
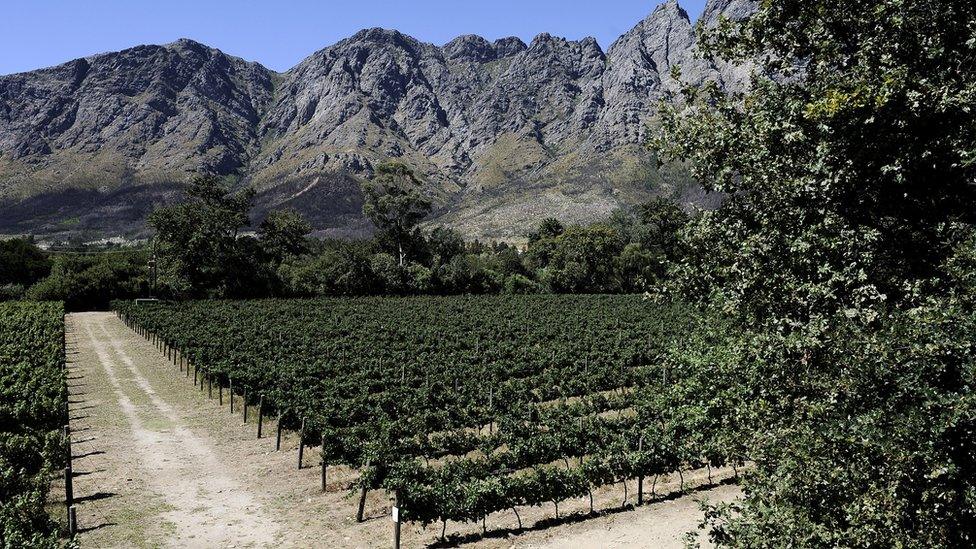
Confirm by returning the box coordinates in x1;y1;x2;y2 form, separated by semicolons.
257;396;264;438
64;466;73;505
637;435;644;505
357;484;368;522
297;418;306;469
322;435;329;492
393;489;402;549
229;380;234;413
243;391;249;423
276;416;284;451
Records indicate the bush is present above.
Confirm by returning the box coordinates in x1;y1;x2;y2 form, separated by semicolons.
27;252;147;311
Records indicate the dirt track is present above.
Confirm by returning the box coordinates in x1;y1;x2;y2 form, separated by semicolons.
66;311;740;548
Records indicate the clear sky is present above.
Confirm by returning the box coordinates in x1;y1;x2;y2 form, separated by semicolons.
0;1;708;76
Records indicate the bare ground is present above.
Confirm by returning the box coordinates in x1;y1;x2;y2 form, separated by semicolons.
66;312;740;548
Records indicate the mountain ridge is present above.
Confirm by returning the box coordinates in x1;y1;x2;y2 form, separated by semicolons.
0;0;756;241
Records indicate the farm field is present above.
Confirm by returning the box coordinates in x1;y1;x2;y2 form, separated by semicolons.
90;295;745;546
64;309;741;547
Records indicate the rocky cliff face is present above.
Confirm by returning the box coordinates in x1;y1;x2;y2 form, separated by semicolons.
0;0;755;240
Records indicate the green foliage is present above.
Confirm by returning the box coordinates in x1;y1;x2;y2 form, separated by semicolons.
147;175;259;298
26;252;147;311
278;239;376;296
528;218;565;244
115;296;709;532
539;225;624;294
258;209;312;266
656;0;976;546
0;239;51;290
0;302;67;547
361;163;433;266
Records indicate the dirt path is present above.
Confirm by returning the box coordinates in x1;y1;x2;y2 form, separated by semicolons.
66;311;740;548
68;312;284;548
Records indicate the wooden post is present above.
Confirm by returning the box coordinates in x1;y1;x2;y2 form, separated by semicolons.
357;481;369;522
208;376;213;399
68;505;77;536
193;363;197;385
257;396;264;438
322;435;329;492
393;489;402;549
219;383;223;406
276;415;284;451
488;387;494;434
229;380;234;413
243;391;249;423
297;418;306;469
64;466;73;505
637;435;645;505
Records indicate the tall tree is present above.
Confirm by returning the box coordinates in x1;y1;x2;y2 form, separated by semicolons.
361;163;432;266
657;0;976;545
148;176;255;297
259;209;312;266
661;0;976;328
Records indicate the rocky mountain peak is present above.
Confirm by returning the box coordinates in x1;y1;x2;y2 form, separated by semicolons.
0;0;758;241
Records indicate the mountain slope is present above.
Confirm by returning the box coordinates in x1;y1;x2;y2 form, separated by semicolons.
0;0;754;241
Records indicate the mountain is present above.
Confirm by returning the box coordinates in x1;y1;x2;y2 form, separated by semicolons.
0;0;756;241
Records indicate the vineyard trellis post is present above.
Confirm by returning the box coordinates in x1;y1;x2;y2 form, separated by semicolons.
637;434;644;506
356;459;371;522
64;466;73;506
276;414;284;451
392;489;401;549
322;434;329;492
297;417;306;469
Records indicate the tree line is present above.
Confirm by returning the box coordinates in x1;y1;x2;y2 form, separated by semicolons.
1;165;690;310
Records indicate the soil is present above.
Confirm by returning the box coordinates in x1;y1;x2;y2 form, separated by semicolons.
66;312;741;548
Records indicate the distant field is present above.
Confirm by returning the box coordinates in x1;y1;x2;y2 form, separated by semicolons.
114;295;738;536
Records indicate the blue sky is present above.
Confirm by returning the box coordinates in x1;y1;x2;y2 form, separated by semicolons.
0;1;708;75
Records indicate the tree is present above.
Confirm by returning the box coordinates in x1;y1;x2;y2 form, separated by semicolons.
657;0;976;545
25;251;147;311
661;0;976;329
361;163;432;266
528;218;565;243
426;226;466;266
147;175;256;298
259;209;312;266
542;225;624;294
0;238;51;291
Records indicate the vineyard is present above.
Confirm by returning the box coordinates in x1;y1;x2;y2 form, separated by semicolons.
114;295;744;537
0;302;67;547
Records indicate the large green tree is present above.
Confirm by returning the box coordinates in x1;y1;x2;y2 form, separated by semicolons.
657;0;976;545
259;209;312;266
148;176;257;298
361;163;432;266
